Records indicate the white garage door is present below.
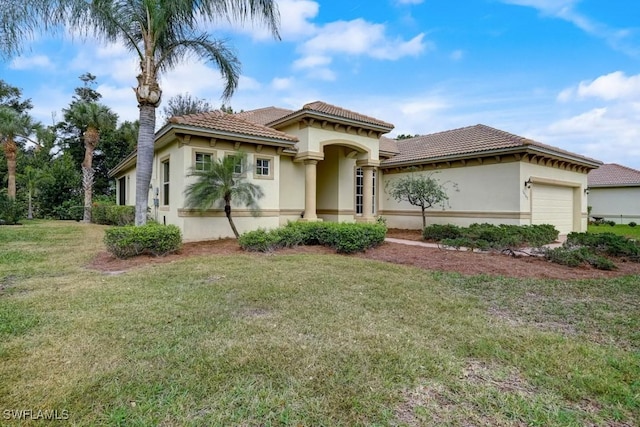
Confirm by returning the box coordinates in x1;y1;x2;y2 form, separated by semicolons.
531;184;574;234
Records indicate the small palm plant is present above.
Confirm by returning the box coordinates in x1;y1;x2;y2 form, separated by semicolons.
184;152;263;238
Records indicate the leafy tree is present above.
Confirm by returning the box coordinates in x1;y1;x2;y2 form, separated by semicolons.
0;80;32;112
37;152;82;219
0;107;40;198
161;93;213;123
65;102;117;222
386;170;458;228
395;134;420;140
0;0;281;226
184;152;264;238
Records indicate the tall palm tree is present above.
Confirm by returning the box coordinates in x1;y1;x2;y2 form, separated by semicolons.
184;152;263;238
0;106;38;199
0;0;280;226
65;102;117;223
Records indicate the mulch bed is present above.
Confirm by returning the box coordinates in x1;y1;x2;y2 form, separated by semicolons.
86;229;640;280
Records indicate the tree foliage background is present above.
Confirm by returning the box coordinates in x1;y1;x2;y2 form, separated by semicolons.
0;75;137;221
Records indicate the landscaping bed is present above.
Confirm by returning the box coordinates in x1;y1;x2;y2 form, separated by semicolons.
87;228;640;279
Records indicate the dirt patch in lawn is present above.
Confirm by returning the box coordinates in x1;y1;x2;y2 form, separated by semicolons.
86;229;640;280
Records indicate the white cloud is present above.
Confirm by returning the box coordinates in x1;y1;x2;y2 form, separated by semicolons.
500;0;639;55
303;19;428;60
450;50;464;61
278;0;319;39
576;71;640;101
9;55;53;70
293;55;332;70
271;77;293;90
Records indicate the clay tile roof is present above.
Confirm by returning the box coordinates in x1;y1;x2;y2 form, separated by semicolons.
382;124;600;166
169;110;298;143
379;136;399;154
299;101;394;129
234;106;294;126
588;163;640;186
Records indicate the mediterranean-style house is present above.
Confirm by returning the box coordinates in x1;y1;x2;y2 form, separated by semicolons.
587;163;640;224
110;101;602;241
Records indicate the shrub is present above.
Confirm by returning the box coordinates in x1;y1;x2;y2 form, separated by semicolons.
238;222;387;254
629;222;637;227
422;224;462;241
565;232;640;259
52;199;83;221
92;203;135;226
238;228;281;252
607;220;616;227
544;247;587;267
104;224;182;259
0;193;24;225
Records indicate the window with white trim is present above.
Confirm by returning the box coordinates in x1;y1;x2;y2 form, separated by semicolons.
162;160;170;205
355;167;376;215
226;153;243;174
255;158;270;176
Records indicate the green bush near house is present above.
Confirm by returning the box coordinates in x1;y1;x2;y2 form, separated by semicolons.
239;221;387;254
104;223;182;259
92;202;135;226
424;223;559;250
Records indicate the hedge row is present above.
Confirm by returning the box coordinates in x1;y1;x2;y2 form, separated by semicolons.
92;203;135;226
239;221;387;254
104;223;182;259
423;223;559;250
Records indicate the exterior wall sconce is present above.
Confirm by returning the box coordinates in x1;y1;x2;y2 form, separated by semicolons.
524;178;532;189
584;188;590;195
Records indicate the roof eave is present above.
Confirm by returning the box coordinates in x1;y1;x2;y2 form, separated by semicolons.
381;146;602;169
268;110;394;133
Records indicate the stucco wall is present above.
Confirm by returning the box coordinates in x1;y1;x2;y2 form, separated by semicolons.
380;161;522;229
380;160;590;232
588;187;640;223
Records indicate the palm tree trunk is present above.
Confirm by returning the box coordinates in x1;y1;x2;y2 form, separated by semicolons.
82;128;98;223
225;202;240;238
4;139;17;199
27;190;33;219
82;166;94;223
135;104;157;226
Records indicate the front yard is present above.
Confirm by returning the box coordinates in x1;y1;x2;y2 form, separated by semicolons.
0;221;638;425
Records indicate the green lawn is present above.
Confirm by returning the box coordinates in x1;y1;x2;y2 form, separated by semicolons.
1;221;639;426
588;223;640;239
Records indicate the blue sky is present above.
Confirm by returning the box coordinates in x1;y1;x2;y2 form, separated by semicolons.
2;0;640;168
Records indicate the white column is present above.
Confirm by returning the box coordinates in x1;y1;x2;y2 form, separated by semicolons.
303;159;318;221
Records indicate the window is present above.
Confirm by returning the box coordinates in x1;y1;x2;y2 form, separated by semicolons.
226;153;243;174
118;177;126;205
162;160;170;205
355;167;376;215
255;158;270;176
195;152;213;171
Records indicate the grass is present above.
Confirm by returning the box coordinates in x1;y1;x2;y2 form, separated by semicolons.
588;223;640;239
0;221;639;426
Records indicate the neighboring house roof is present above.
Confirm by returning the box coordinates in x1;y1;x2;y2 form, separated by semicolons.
234;107;294;126
168;110;299;143
588;163;640;187
268;100;395;131
381;124;601;167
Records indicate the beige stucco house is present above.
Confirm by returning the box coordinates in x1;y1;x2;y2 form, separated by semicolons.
587;163;640;224
110;101;601;241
